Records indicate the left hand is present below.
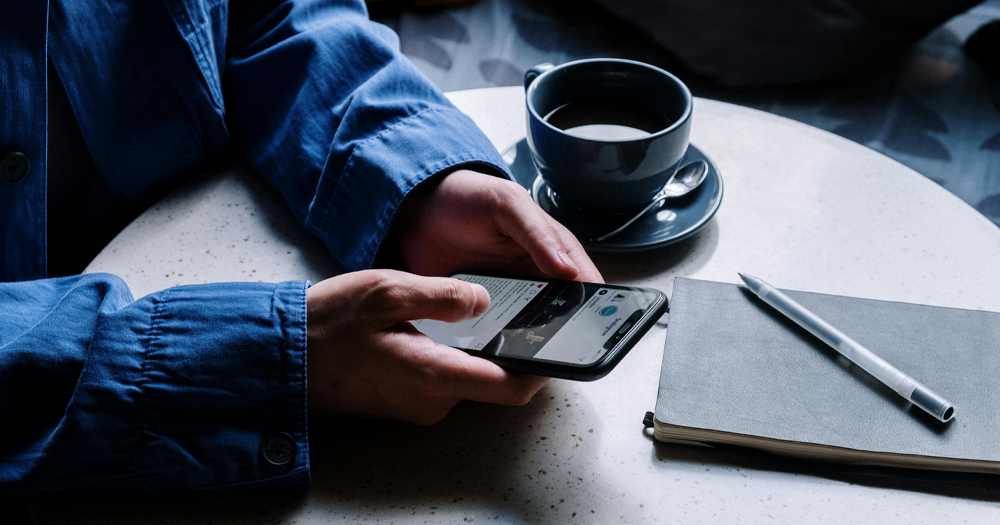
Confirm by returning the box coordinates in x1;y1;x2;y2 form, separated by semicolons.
396;170;603;283
306;269;549;424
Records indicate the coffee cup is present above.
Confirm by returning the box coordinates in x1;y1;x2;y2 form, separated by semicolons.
523;59;692;211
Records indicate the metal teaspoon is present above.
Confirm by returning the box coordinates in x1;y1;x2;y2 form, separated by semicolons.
590;159;709;243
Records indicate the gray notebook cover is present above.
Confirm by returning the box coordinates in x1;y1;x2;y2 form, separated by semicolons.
655;277;1000;469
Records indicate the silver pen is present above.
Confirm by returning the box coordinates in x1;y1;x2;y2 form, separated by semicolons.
739;273;955;423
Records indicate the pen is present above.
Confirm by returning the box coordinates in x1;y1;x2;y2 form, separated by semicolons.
738;273;955;423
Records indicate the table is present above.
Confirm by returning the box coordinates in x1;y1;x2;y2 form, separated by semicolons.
38;87;1000;523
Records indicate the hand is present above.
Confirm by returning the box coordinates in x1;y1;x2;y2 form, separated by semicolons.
306;269;549;425
397;170;603;283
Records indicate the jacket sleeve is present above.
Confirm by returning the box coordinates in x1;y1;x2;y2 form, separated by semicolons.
0;274;309;496
224;0;512;271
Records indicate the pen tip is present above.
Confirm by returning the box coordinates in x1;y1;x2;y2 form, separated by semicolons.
737;272;745;279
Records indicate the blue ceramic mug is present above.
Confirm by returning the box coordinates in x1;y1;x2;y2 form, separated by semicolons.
524;59;692;211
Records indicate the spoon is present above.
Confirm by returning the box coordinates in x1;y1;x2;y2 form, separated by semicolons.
590;159;709;243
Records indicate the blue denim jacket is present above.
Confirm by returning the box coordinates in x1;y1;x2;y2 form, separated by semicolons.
0;0;508;496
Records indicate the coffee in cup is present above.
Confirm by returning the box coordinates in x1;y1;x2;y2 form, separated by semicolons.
544;97;673;141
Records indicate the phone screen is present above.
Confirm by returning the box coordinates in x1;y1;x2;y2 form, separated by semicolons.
412;274;659;366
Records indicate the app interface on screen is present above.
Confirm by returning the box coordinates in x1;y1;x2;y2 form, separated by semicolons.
412;275;657;366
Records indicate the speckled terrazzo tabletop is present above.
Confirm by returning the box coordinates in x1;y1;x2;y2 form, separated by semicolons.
37;87;1000;524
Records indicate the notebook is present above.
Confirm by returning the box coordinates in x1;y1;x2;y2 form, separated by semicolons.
653;277;1000;474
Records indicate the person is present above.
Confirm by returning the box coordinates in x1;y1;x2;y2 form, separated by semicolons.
0;0;601;496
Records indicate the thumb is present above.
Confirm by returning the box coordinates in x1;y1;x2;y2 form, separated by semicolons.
363;271;491;326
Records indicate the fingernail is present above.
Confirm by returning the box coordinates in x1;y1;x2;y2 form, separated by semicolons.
558;251;579;273
470;283;491;316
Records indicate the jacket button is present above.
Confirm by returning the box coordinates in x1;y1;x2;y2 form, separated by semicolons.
261;432;297;467
1;152;30;183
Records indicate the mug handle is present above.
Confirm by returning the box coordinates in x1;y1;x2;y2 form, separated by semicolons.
524;63;555;90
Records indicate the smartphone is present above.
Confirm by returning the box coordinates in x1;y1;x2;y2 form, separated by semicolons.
411;274;668;381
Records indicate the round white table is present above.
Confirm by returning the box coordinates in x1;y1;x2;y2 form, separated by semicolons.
39;87;1000;524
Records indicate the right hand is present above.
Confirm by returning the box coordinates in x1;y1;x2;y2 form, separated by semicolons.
396;169;603;283
306;269;549;425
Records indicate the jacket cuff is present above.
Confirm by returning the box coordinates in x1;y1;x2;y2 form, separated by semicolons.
308;105;512;271
87;280;310;491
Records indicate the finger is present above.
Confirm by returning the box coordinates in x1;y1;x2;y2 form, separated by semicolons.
364;271;491;326
429;348;550;406
543;214;604;283
491;183;581;281
492;204;604;284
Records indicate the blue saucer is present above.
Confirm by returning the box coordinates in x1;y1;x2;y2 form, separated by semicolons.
501;139;724;253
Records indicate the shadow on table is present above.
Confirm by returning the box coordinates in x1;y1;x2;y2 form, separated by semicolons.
32;382;618;524
644;430;1000;502
29;485;310;524
303;379;619;522
589;219;720;289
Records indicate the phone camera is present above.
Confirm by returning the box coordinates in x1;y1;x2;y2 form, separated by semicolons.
598;290;608;295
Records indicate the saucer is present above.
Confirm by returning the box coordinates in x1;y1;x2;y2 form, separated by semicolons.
500;139;723;253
